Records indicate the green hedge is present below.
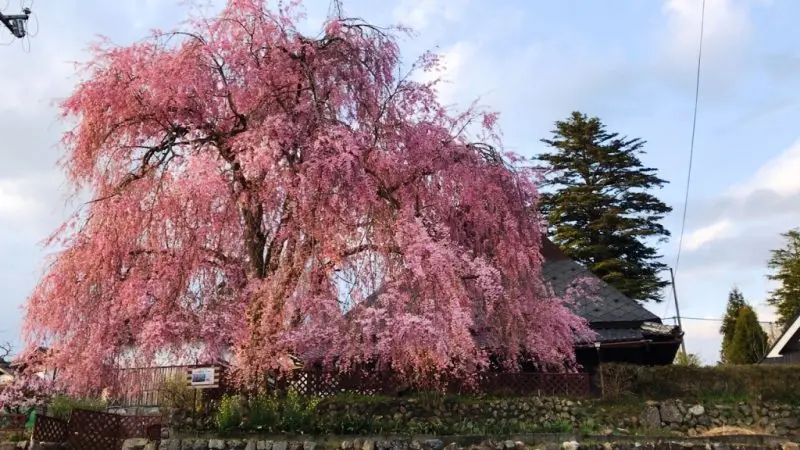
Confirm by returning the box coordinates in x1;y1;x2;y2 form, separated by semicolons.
599;363;800;402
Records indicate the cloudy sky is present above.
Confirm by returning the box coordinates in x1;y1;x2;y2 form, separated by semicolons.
1;0;799;364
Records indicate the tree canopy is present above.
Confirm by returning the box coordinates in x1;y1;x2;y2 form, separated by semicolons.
719;286;747;364
20;0;592;395
766;228;800;331
536;112;672;303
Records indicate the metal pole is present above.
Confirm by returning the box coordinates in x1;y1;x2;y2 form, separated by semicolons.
0;8;31;39
669;267;688;355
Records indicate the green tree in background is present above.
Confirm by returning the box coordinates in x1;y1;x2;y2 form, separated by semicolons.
536;111;672;303
674;351;702;367
719;287;747;364
727;305;768;364
766;228;800;331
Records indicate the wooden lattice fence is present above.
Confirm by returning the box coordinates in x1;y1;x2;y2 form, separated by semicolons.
275;371;593;398
32;415;67;443
474;372;591;397
67;409;122;450
119;414;163;441
33;409;162;449
115;365;190;407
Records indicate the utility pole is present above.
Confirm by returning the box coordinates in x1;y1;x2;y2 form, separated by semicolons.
669;267;688;355
0;7;32;39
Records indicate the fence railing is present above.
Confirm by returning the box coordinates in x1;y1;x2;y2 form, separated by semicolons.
112;365;593;407
33;409;162;450
114;365;189;407
32;415;67;443
274;371;593;398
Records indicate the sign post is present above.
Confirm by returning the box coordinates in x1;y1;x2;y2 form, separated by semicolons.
186;366;221;389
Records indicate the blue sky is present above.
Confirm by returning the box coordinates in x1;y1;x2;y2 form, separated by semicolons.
1;0;799;364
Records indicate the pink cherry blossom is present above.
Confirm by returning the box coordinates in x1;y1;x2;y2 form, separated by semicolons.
21;0;592;394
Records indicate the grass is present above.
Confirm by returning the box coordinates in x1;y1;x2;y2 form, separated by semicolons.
185;385;800;437
48;395;107;421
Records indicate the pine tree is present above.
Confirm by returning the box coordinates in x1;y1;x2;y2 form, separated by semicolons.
719;287;747;364
766;228;800;331
727;305;769;365
536;112;672;303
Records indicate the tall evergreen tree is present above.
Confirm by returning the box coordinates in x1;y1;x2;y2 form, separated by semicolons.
719;287;747;364
727;305;768;365
536;112;672;303
766;228;800;331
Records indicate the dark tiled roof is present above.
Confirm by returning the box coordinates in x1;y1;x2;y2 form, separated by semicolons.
540;257;660;324
581;322;679;344
592;328;644;342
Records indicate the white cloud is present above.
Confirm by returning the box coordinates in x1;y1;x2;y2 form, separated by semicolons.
0;179;42;220
121;0;162;29
731;138;800;198
416;41;475;106
392;0;468;31
661;0;751;67
676;137;800;261
683;219;734;251
680;316;722;364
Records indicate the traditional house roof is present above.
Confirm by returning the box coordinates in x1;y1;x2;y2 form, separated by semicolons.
540;237;681;345
761;313;800;364
339;237;680;348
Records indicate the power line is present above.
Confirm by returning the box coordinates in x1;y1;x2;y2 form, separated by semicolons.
673;0;706;276
663;315;775;326
665;0;706;319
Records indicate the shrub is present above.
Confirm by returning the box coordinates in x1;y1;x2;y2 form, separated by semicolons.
246;392;280;431
161;374;203;415
599;363;800;402
280;389;319;431
48;395;107;421
215;394;244;431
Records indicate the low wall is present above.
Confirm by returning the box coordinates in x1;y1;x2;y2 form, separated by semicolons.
311;397;800;437
110;437;800;450
101;396;800;438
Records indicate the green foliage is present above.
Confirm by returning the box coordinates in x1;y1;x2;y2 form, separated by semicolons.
720;287;747;364
246;392;280;430
727;305;768;364
215;389;319;433
215;395;244;431
767;228;800;330
207;390;588;436
48;395;107;421
195;368;800;437
161;374;203;415
600;363;800;402
281;389;319;431
536;111;672;303
673;351;702;367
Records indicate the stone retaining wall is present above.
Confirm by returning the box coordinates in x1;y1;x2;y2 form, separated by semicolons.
314;398;800;437
102;437;800;450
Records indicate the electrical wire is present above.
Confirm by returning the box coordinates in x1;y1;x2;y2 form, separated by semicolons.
664;315;775;326
673;0;706;277
665;0;706;318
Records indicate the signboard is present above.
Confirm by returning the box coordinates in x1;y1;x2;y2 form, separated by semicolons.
186;366;220;389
